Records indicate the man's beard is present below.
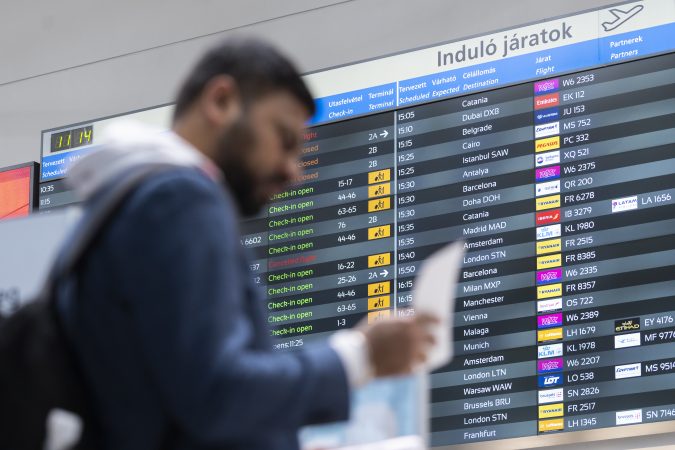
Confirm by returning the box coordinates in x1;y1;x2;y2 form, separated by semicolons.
213;118;285;217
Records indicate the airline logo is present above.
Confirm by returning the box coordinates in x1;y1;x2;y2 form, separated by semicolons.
615;332;641;349
538;403;564;418
534;78;559;94
537;239;562;255
615;362;642;379
535;93;560;110
537;254;561;269
538;373;563;388
538;357;563;373
612;195;638;213
538;388;564;404
537;224;561;240
615;317;640;333
535;150;561;167
537;298;563;313
536;180;561;197
538;343;563;358
535;108;560;124
536;210;561;225
537;268;562;285
616;409;643;425
538;313;563;328
538;327;563;342
536;194;561;211
539;418;564;432
535;122;560;139
537;284;563;299
536;166;560;181
535;136;561;152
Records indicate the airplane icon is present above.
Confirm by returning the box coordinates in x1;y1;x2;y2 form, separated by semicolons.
601;4;644;32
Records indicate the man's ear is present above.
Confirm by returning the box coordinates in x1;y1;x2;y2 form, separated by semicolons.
199;75;242;128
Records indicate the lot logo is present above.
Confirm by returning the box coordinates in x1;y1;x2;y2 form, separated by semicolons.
536;150;561;167
616;409;643;425
537;268;562;285
612;195;638;213
536;166;560;181
615;332;641;349
615;317;640;333
615;363;642;379
538;374;563;388
536;210;561;225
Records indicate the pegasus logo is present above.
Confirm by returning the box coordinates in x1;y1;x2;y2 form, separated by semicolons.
602;4;644;32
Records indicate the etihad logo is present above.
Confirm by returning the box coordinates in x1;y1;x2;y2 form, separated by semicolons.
536;150;560;167
536;180;561;197
539;418;564;432
538;357;563;373
538;374;563;388
537;254;561;269
535;122;560;139
538;312;563;329
615;332;641;349
536;210;561;225
535;93;560;110
535;136;561;152
534;108;560;124
537;224;561;240
538;403;564;418
537;239;561;255
537;268;562;285
538;343;563;358
615;362;642;379
615;317;640;333
616;409;643;425
536;194;561;211
538;327;563;342
537;283;562;299
612;195;638;213
537;298;562;313
538;387;564;404
536;166;560;181
534;79;559;94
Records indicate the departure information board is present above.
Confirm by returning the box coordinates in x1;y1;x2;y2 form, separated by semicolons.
38;0;675;447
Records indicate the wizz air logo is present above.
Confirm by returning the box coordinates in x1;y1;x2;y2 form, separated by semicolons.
602;4;644;32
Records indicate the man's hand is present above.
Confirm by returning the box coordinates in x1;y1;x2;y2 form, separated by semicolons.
359;313;438;377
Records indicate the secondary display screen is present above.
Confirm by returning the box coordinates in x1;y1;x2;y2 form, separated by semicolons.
240;52;675;445
0;163;37;221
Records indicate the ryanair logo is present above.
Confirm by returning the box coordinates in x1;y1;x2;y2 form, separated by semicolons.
537;239;561;255
537;254;561;269
535;136;560;153
537;283;562;299
536;194;561;211
539;403;564;418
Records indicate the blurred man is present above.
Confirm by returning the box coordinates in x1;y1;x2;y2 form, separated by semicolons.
57;38;436;450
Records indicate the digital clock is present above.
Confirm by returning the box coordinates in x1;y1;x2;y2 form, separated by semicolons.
50;125;93;153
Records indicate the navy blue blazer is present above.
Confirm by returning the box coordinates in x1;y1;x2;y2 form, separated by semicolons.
56;168;350;450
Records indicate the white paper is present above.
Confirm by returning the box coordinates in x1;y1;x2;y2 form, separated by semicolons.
412;240;465;371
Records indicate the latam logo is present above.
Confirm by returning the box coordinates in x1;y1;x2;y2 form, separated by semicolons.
615;362;642;379
535;122;560;139
538;357;564;373
616;409;643;425
534;79;559;94
538;373;563;388
612;195;638;213
536;238;562;255
535;150;561;167
537;283;562;300
538;343;563;359
538;312;563;328
615;332;641;349
538;387;564;404
536;210;561;226
537;268;562;285
535;136;561;152
535;107;560;124
536;179;561;197
537;298;563;313
537;224;562;240
538;327;563;342
536;166;561;181
535;93;560;110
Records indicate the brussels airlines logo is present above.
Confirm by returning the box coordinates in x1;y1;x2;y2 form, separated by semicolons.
536;150;560;167
536;210;561;225
538;313;563;328
612;196;638;213
616;409;642;425
534;79;559;94
537;268;562;285
538;357;563;373
538;388;564;404
536;166;560;181
535;93;560;110
535;122;560;139
538;374;563;388
615;363;642;379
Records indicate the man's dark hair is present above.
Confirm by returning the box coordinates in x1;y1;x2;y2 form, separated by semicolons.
173;38;315;120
